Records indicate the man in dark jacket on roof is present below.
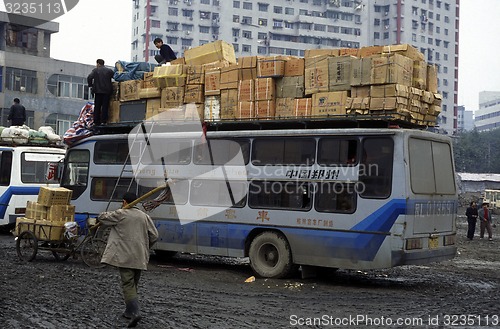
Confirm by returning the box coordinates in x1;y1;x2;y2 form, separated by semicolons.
8;98;26;126
87;59;114;126
153;38;177;64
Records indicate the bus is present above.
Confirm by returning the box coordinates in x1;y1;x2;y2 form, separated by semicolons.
0;144;66;228
60;122;458;278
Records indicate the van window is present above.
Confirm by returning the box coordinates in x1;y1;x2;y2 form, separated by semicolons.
315;182;357;213
21;152;65;183
194;139;249;165
318;138;358;165
248;180;312;210
61;150;90;199
0;151;13;186
94;141;129;164
359;137;394;198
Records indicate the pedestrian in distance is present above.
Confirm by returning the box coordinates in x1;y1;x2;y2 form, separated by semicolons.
7;98;26;126
465;201;478;240
87;59;114;126
153;37;177;64
97;192;159;328
478;202;493;241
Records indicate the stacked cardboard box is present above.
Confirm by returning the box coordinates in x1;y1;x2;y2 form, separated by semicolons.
15;187;75;240
109;41;441;127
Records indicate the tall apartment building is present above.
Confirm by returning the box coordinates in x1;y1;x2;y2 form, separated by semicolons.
0;12;95;133
131;0;459;134
457;105;474;132
475;91;500;132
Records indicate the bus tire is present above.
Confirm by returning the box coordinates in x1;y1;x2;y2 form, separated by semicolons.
249;231;294;279
154;250;177;260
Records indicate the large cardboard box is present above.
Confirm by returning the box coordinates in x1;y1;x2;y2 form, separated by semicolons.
204;96;220;121
304;49;340;58
284;57;305;76
145;98;162;119
108;100;121;123
427;64;438;93
238;79;255;102
370;97;409;111
358;45;384;58
186;65;205;84
184;40;237;65
161;87;185;106
275;98;311;118
15;217;35;236
238;56;258;80
220;65;239;90
26;201;47;220
383;44;425;61
47;205;75;222
294;98;312;117
153;65;186;88
257;56;285;78
304;55;330;95
138;87;161;99
184;84;205;103
349;97;371;110
351;57;372;86
413;60;427;89
276;76;305;98
237;101;254;119
142;72;157;88
255;100;276;119
120;80;141;102
37;187;72;207
328;56;354;91
205;69;221;96
311;91;349;116
339;48;359;57
111;82;120;101
255;78;275;101
220;89;239;119
275;98;294;118
35;220;67;241
371;53;413;86
370;84;410;98
351;86;370;98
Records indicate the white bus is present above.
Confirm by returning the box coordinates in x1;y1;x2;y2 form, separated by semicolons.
0;144;66;228
60;123;458;278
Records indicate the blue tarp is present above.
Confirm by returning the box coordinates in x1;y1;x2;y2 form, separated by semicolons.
113;61;156;82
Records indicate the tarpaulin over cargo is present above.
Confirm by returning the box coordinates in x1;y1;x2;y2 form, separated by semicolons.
113;61;156;82
63;102;94;145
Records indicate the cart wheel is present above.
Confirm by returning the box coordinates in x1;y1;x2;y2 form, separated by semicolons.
16;231;38;262
81;237;106;268
52;251;71;261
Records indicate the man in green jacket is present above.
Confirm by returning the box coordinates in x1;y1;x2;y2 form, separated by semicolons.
98;192;159;327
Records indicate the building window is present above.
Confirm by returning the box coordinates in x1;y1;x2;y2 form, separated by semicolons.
285;7;294;15
259;18;267;26
242;44;251;52
200;0;210;4
5;67;37;94
383;32;389;39
232;29;240;37
168;7;178;16
48;74;89;99
233;1;240;8
199;26;210;33
274;6;283;14
374;32;380;39
243;2;252;9
151;20;161;28
242;30;252;39
233;15;239;23
6;25;37;50
258;3;268;11
45;113;79;135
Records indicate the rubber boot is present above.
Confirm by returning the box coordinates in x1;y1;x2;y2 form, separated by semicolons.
127;299;142;328
122;300;133;319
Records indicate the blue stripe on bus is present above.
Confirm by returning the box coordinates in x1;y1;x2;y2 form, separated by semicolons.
0;186;41;218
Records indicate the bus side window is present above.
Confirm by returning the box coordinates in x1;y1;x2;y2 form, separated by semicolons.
315;183;357;213
359;137;394;198
318;138;358;165
0;151;13;186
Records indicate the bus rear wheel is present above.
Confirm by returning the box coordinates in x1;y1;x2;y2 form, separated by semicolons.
249;231;294;279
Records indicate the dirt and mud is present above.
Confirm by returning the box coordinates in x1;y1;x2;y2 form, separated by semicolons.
1;210;499;329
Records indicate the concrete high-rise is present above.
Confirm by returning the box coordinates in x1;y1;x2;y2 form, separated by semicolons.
131;0;459;134
475;91;500;132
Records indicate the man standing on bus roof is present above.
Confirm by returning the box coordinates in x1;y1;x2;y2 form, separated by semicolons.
87;59;114;126
478;202;493;241
8;98;26;126
97;192;158;327
465;201;478;240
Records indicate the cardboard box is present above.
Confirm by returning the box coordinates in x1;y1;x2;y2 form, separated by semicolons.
35;220;67;241
304;49;340;58
111;82;120;101
413;60;427;89
153;64;186;88
204;96;220;121
37;187;72;207
370;84;410;98
275;98;294;118
276;76;305;98
237;101;254;119
220;65;239;89
339;48;359;57
184;103;204;121
184;84;205;103
220;89;239;119
145;98;162;119
276;98;312;118
383;44;425;61
15;217;35;236
255;78;275;101
351;57;372;86
108;100;121;123
427;64;438;93
257;56;285;78
371;53;413;86
142;72;157;88
328;56;354;91
119;80;141;102
205;69;221;96
370;97;409;110
184;40;237;65
284;57;305;76
47;205;75;222
294;98;312;117
255;100;276;119
238;56;258;80
238;79;255;102
351;86;370;98
358;45;384;58
25;201;47;220
161;87;185;106
186;65;205;85
349;97;371;110
422;91;435;104
311;91;349;116
304;55;330;95
138;87;161;99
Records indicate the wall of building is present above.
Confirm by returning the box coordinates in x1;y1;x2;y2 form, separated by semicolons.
475;91;500;131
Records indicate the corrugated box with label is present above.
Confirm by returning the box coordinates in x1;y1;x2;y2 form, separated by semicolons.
328;56;354;91
255;78;275;101
237;101;254;119
351;57;372;86
413;60;427;89
275;98;294;118
153;65;186;88
276;76;305;98
220;65;239;89
186;65;205;84
284;57;305;77
220;89;239;119
120;80;141;102
26;201;48;220
358;45;384;58
138;87;161;99
184;84;205;103
304;49;340;58
145;98;162;119
304;55;330;95
255;100;276;119
339;48;359;57
161;87;185;106
294;98;312;117
204;95;220;121
311;91;349;116
47;205;76;222
37;187;72;207
205;69;221;96
238;56;258;80
370;84;409;98
371;53;413;86
257;56;285;78
383;44;425;61
184;40;237;65
238;79;255;101
142;72;157;88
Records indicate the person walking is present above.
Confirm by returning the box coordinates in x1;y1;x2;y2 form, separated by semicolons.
7;98;26;126
465;201;478;240
97;192;159;327
478;202;493;241
153;38;177;64
87;59;114;126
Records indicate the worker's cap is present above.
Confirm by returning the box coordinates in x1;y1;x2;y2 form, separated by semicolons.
122;192;137;203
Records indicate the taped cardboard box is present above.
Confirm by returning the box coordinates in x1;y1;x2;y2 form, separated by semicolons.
413;60;427;89
255;100;276;119
275;98;294;118
37;187;72;207
145;98;162;119
349;97;371;110
351;86;370;98
370;84;409;98
276;76;305;98
26;201;48;220
47;205;75;222
284;57;305;77
184;103;204;121
293;98;312;117
108;100;121;123
184;40;237;65
255;78;275;101
15;217;35;236
304;55;330;95
186;65;205;85
184;84;205;103
205;69;221;96
204;96;221;121
111;82;120;101
153;65;187;88
142;72;157;88
138;87;161;99
304;49;340;58
220;65;239;90
383;44;425;62
369;97;408;111
351;57;372;86
339;48;359;57
328;56;354;91
237;101;254;119
161;87;185;106
237;56;258;80
371;53;413;86
238;79;255;102
358;45;384;58
311;91;349;116
35;220;66;241
220;89;239;119
257;56;285;78
120;80;141;102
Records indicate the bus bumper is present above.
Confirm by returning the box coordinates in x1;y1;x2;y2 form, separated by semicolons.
392;246;457;266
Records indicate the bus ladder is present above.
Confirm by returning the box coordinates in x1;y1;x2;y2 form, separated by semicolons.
105;121;158;211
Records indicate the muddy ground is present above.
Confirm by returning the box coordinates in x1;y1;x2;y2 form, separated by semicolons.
1;209;499;329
